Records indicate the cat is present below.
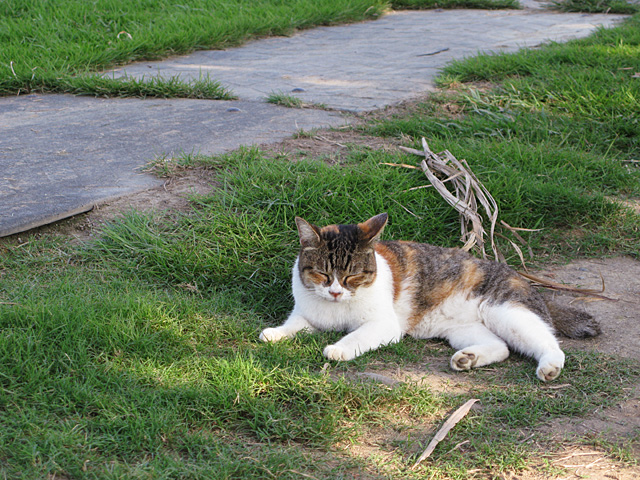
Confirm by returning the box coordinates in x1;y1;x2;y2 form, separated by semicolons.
259;213;601;381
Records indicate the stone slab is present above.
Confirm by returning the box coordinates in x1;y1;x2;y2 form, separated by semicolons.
107;9;627;112
0;95;345;237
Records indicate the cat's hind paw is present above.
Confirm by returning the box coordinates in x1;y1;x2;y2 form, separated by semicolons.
536;351;565;381
259;327;289;343
323;344;356;361
536;363;561;382
451;350;478;371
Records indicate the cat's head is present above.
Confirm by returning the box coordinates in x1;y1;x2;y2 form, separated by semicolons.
294;213;388;303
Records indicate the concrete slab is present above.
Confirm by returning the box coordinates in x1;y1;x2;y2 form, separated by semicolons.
0;95;345;237
0;8;629;237
107;10;627;112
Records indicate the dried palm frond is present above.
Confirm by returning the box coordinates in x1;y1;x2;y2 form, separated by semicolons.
395;137;533;266
386;138;614;299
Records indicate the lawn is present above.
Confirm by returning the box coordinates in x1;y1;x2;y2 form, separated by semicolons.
2;2;640;480
1;0;518;98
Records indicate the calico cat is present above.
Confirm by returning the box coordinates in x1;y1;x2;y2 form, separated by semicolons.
259;213;600;381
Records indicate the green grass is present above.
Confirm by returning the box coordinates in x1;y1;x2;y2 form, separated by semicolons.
2;233;639;478
438;16;640;133
3;9;640;480
1;0;518;99
266;91;306;108
550;0;639;13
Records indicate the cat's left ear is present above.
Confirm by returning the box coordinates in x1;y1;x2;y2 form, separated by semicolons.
358;213;388;244
295;217;321;248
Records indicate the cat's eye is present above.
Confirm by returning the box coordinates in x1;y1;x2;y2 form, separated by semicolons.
344;274;365;287
311;271;330;283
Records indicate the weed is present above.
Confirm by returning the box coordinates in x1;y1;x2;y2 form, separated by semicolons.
266;92;305;108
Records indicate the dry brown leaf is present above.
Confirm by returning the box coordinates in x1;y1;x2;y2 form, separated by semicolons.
412;398;479;469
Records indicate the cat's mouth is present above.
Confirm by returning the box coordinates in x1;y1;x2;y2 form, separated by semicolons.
322;287;342;301
327;292;348;303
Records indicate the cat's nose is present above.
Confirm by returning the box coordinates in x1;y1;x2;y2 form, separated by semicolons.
329;291;341;299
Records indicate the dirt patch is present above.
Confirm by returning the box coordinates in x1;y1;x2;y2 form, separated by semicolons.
343;354;483;395
540;257;640;359
500;448;638;480
257;126;405;164
0;168;218;246
503;447;640;480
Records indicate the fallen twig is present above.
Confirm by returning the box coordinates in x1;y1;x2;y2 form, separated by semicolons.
380;161;419;170
541;383;572;390
552;450;604;463
441;439;470;458
417;47;450;57
314;135;347;148
517;271;616;301
412;398;479;469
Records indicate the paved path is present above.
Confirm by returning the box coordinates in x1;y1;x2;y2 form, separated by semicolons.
0;7;627;237
109;9;626;112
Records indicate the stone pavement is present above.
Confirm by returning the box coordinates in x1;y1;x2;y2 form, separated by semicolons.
108;9;626;112
0;7;627;237
0;96;342;236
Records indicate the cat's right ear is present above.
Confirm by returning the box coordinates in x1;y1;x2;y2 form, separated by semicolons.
358;212;388;244
295;217;321;249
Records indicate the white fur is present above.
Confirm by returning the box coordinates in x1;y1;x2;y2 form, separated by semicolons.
260;254;564;381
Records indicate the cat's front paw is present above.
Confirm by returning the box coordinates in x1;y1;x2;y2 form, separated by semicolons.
323;344;356;361
259;327;288;343
450;350;478;371
536;351;565;381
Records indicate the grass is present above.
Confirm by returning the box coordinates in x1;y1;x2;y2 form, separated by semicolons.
266;92;306;108
58;73;236;100
1;0;518;99
2;8;640;480
550;0;639;13
1;231;639;478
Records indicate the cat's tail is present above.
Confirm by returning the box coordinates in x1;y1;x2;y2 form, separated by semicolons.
545;300;601;338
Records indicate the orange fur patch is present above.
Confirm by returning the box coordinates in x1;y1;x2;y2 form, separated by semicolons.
407;259;483;330
460;260;484;291
357;222;372;237
321;224;340;235
309;272;329;284
426;280;457;309
508;276;530;293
